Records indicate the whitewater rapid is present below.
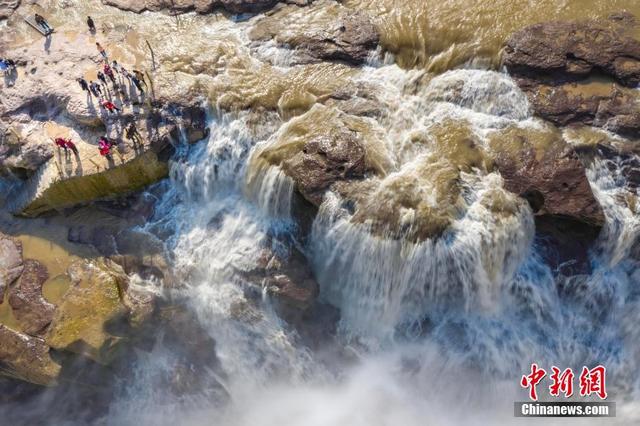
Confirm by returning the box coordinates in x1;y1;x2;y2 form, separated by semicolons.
71;15;640;422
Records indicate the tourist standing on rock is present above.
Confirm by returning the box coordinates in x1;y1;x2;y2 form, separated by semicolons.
77;77;90;93
97;71;107;86
2;58;16;73
87;16;96;33
104;63;116;83
90;81;102;97
111;60;121;74
35;14;53;34
101;100;120;114
54;137;68;152
98;137;113;158
130;74;145;94
132;69;147;87
96;42;108;60
65;140;79;155
126;122;143;145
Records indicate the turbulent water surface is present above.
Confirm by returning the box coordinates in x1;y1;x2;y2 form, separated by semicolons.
1;0;640;425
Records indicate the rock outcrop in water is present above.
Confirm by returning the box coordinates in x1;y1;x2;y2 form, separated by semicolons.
8;260;55;336
250;1;380;65
517;80;640;138
281;128;368;207
504;16;640;137
0;239;156;384
46;259;151;364
0;325;60;386
102;0;305;14
242;240;319;316
504;18;640;86
252;104;389;208
489;127;606;274
0;233;24;299
489;127;605;227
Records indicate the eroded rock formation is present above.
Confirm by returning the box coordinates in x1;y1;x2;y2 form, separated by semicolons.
250;1;380;65
102;0;306;14
46;259;152;364
0;0;19;19
489;126;605;227
8;260;55;336
504;18;640;86
0;241;157;384
504;16;640;137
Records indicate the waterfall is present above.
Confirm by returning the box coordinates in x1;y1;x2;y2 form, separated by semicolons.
107;64;640;425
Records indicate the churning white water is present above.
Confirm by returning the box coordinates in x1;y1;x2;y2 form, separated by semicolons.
98;32;640;426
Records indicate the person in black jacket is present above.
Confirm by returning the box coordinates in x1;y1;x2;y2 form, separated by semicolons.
87;16;96;33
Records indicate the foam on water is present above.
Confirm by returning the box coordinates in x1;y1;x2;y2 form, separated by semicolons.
101;57;640;426
130;65;640;426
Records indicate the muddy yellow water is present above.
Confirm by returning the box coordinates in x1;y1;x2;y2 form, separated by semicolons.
19;234;81;305
0;215;99;334
0;234;79;332
344;0;640;71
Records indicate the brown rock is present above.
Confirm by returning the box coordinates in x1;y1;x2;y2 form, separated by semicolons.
504;19;640;87
0;0;19;20
536;215;602;276
102;0;282;14
504;17;640;137
0;234;23;303
574;142;640;196
517;79;640;138
0;325;60;386
282;130;367;207
243;244;319;311
250;4;379;65
8;260;55;336
490;127;605;228
45;260;131;364
0;128;54;179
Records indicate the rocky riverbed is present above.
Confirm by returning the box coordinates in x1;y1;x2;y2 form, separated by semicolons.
1;0;640;425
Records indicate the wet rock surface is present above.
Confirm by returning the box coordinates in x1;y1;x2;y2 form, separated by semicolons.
254;105;386;209
242;240;319;313
45;259;154;365
504;18;640;87
489;127;605;228
102;0;292;14
250;2;380;65
517;79;640;138
0;233;23;302
535;216;602;276
504;17;640;137
0;325;61;386
577;142;640;191
8;259;55;335
283;130;367;207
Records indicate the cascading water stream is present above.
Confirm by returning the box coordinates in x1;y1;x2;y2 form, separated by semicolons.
107;48;640;426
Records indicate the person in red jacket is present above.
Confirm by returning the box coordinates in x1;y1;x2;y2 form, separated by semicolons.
101;100;120;113
103;63;116;83
98;137;113;158
64;139;79;155
54;137;67;150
